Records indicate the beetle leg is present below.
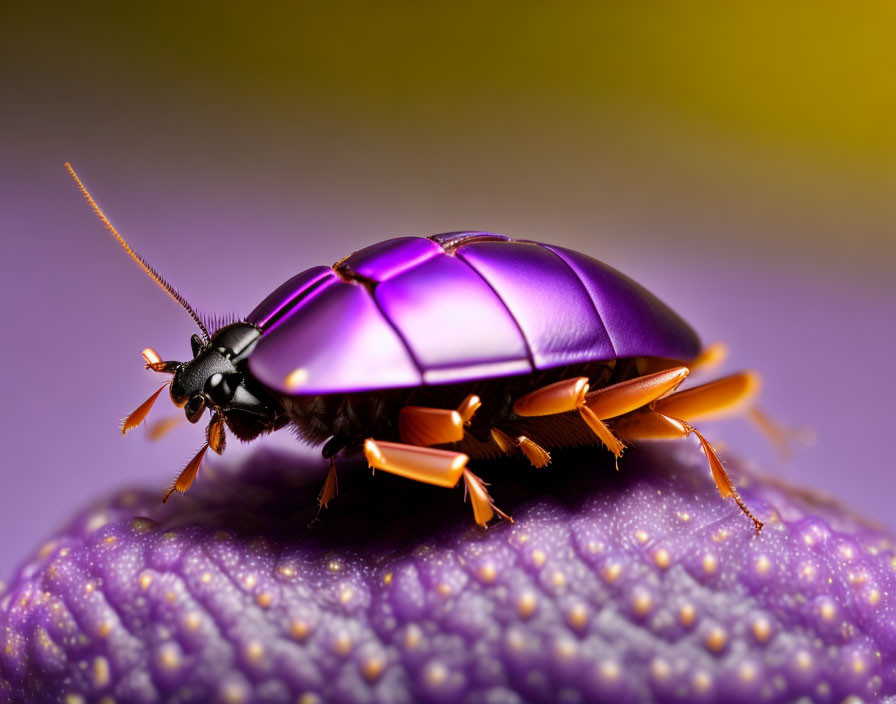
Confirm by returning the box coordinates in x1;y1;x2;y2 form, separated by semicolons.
612;410;763;532
651;371;760;423
488;427;550;468
399;406;466;446
463;469;513;526
398;395;482;446
456;394;482;425
162;443;208;502
364;439;510;526
513;368;691;458
364;439;468;487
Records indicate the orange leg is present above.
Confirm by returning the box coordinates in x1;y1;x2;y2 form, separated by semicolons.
513;368;691;459
161;413;226;502
363;438;510;526
611;373;766;532
490;427;551;468
398;395;482;446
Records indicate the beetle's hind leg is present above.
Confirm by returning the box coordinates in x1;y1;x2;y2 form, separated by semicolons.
612;372;765;532
363;439;510;526
512;368;691;462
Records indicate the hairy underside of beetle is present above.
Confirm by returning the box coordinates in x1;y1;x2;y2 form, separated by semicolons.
279;357;648;457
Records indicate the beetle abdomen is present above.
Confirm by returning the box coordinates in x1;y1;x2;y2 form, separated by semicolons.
246;233;700;395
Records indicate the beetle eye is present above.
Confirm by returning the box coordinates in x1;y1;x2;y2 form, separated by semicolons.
205;372;241;406
185;395;206;423
190;334;204;358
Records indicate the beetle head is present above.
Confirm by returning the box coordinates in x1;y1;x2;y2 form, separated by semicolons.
122;322;284;441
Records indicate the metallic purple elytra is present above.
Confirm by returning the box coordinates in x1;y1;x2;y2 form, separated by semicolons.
67;163;766;529
246;233;700;395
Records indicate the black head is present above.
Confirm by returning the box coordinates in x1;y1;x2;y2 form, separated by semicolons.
129;322;284;438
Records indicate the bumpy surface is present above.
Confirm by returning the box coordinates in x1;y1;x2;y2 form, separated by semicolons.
246;233;701;394
2;444;895;704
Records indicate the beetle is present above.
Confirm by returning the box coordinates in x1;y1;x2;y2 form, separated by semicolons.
67;163;766;531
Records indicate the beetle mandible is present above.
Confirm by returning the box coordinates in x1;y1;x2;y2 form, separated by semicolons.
67;163;766;531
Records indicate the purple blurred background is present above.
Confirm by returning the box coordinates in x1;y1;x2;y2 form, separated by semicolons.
1;3;894;578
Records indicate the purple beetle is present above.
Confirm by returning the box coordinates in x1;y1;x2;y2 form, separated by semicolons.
68;164;766;531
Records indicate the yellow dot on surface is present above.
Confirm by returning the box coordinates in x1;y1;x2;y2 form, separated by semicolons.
290;620;311;641
478;564;497;583
601;562;622;584
692;670;712;693
678;512;691;522
551;571;567;588
436;583;451;597
424;662;448;687
183;612;202;631
738;662;758;682
632;587;653;617
64;695;86;704
554;638;577;659
361;656;385;682
868;588;881;605
244;639;265;664
334;632;353;656
517;591;538;618
702;554;718;575
566;603;589;631
138;572;153;590
531;549;547;567
404;624;423;649
156;643;181;671
751;616;772;643
794;650;813;670
84;582;95;594
839;545;855;560
755;555;772;576
679;603;697;627
256;592;274;608
598;660;621;682
279;566;295;578
704;626;727;653
653;549;671;569
383;572;393;585
103;536;117;545
201;572;212;584
285;367;309;390
852;655;867;674
96;621;112;638
339;586;356;604
328;561;342;572
92;656;111;687
712;528;729;543
634;530;649;544
650;657;671;681
243;574;257;589
819;599;837;621
298;694;321;704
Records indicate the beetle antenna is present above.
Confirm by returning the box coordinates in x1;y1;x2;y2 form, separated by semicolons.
65;163;211;340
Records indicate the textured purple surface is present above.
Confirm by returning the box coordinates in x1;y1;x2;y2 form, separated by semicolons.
246;235;700;395
3;445;895;703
